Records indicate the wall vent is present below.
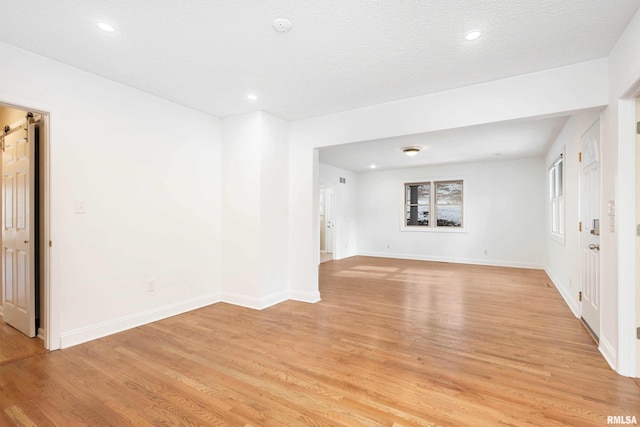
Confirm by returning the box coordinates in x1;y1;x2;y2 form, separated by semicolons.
339;177;346;184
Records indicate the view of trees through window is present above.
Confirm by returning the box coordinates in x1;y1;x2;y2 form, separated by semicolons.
435;181;463;227
405;180;463;228
405;183;430;225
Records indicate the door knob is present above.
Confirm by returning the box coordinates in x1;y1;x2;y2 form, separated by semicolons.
24;240;29;244
588;244;600;251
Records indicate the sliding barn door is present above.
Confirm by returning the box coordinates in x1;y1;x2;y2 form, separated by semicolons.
2;121;35;337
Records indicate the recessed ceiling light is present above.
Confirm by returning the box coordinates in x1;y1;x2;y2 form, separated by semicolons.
247;94;258;101
464;29;482;41
402;146;421;156
370;164;377;169
97;22;115;32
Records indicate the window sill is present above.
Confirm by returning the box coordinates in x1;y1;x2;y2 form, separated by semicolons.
401;226;467;233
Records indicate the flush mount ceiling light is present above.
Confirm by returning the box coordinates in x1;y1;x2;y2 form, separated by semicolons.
402;146;421;156
464;29;482;41
247;94;258;101
97;22;115;32
370;164;377;169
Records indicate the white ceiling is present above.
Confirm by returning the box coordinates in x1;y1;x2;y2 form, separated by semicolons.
0;1;637;121
319;115;571;172
0;1;636;170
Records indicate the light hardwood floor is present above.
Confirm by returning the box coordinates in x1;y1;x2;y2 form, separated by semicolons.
0;256;638;426
0;320;45;366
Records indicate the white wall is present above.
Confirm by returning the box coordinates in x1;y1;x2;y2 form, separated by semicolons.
319;163;358;260
286;144;321;303
0;42;223;348
544;110;602;316
357;158;545;268
222;111;290;308
603;7;640;376
222;113;262;302
259;113;290;300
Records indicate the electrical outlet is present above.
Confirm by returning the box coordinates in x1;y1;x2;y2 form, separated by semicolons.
147;279;156;293
75;200;87;214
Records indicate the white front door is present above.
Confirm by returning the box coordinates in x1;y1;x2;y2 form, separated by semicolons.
580;119;601;338
1;119;35;337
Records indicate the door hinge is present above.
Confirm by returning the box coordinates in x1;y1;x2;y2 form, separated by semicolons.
637;327;640;340
579;291;583;302
578;152;582;162
49;240;52;248
579;221;582;232
636;121;640;135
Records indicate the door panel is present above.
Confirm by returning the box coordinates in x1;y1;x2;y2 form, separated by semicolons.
2;122;35;337
580;119;601;338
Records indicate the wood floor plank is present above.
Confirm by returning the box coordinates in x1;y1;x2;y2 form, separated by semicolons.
0;322;45;366
0;256;638;426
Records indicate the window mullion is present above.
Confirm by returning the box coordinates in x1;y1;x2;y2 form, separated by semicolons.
430;182;435;228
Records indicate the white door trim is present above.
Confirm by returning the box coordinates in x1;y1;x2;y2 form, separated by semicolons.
617;93;639;377
0;93;55;351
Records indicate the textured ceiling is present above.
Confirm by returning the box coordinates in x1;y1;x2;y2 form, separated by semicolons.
0;1;638;120
319;116;570;172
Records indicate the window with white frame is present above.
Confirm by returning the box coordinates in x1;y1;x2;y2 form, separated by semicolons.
549;155;564;237
404;180;463;229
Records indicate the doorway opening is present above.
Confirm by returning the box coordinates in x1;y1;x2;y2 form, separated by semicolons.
0;103;49;357
319;184;335;263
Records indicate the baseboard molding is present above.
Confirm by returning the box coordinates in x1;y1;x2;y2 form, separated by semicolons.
37;327;45;340
221;290;290;310
60;292;222;349
289;290;321;304
358;251;544;270
0;305;3;317
599;336;617;371
334;252;358;261
544;269;580;318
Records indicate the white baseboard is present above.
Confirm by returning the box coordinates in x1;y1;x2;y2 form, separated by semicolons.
37;327;45;340
544;269;580;317
59;292;222;349
358;251;544;270
0;305;3;317
289;290;321;304
58;288;323;349
221;290;290;310
599;336;617;371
